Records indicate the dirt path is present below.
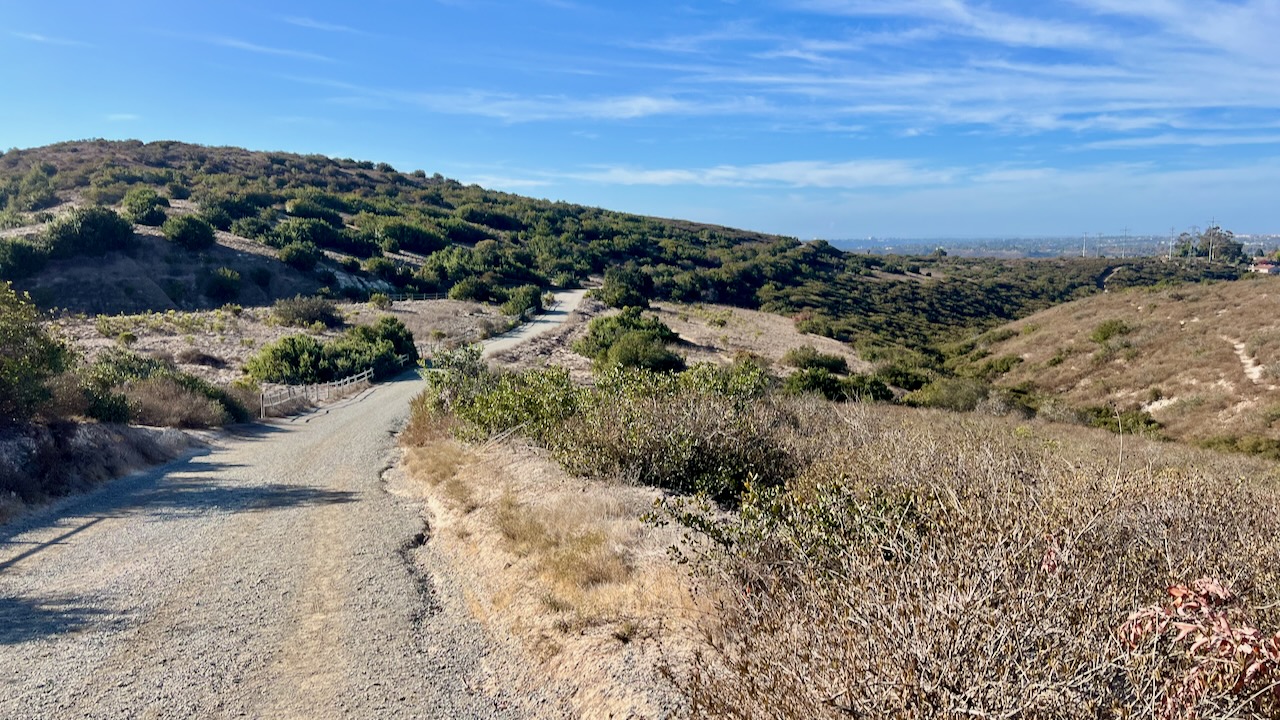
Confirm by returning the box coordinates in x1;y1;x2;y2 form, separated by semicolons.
482;289;589;358
0;291;586;719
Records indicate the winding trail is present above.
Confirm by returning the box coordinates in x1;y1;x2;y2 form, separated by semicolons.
0;290;585;719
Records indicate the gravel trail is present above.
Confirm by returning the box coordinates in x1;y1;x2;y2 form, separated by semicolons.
0;291;586;719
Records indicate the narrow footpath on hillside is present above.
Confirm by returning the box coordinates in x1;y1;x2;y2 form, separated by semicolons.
0;289;587;719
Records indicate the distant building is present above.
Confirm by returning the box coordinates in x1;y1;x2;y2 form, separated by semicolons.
1249;261;1280;274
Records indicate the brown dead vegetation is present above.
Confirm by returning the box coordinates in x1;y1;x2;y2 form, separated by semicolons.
980;275;1280;445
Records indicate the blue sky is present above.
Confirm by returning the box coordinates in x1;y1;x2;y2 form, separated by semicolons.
3;1;1279;238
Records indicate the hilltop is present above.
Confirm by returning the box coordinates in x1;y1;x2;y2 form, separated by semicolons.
0;140;1238;360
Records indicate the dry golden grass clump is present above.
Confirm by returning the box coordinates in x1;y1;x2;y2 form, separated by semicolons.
671;403;1280;719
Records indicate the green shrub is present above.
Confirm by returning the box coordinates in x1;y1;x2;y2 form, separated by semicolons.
378;220;447;254
273;295;342;328
603;331;686;372
285;197;343;226
596;264;651;309
448;276;495;302
203;267;240;303
81;348;249;425
844;373;894;402
783;367;845;400
1090;319;1131;345
500;284;542;317
0;283;71;423
121;187;169;226
229;216;274;240
369;292;392;310
573;306;679;363
903;377;990;412
1080;406;1162;436
782;345;849;374
166;182;191;200
0;238;49;280
43;207;136;258
246;316;416;383
278;241;320;271
162;215;216;251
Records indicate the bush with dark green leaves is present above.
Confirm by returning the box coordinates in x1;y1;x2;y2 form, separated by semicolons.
273;295;342;328
203;267;241;303
573;307;679;364
0;282;71;424
782;345;849;374
121;187;169;226
596;264;652;309
43;207;136;258
245;316;417;384
162;215;216;251
602;331;686;372
278;241;320;271
378;221;447;255
285;197;343;227
500;284;543;317
0;238;49;280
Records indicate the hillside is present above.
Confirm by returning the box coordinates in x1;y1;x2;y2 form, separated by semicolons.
966;275;1280;448
0;140;1239;360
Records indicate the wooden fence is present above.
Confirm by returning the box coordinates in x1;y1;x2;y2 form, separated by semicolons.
258;354;412;418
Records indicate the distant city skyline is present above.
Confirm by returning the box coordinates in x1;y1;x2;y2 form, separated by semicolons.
3;1;1280;238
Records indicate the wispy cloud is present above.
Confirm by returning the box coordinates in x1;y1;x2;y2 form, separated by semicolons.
209;37;334;63
570;159;956;188
105;113;141;122
10;31;91;47
1081;133;1280;150
280;16;369;35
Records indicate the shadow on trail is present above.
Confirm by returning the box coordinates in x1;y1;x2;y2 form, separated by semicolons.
0;593;113;645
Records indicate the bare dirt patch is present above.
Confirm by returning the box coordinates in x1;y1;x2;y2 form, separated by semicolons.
652;300;869;373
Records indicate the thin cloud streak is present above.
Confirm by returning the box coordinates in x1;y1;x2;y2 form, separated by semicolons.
10;31;92;47
209;37;335;63
281;16;370;35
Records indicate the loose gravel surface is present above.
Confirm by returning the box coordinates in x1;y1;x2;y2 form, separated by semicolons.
0;290;587;720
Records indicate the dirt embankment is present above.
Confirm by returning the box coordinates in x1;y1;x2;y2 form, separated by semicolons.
0;421;202;523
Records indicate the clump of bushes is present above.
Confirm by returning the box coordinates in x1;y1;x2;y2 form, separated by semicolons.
203;267;241;303
43;206;136;258
121;187;169;226
573;306;684;372
245;316;417;383
272;295;342;328
76;348;251;427
277;241;320;271
782;345;849;374
416;352;783;502
162;215;216;251
1091;318;1132;345
783;367;892;402
500;284;542;317
0;282;71;424
595;264;651;309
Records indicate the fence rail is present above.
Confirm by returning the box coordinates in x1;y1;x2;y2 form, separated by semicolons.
384;292;448;302
257;354;413;418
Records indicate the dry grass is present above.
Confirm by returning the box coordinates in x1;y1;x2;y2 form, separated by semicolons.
651;300;870;374
666;402;1280;719
123;376;230;428
400;410;698;717
50;298;502;387
983;276;1280;444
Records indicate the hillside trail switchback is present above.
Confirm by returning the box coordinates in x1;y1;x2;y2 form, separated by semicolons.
0;289;587;719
